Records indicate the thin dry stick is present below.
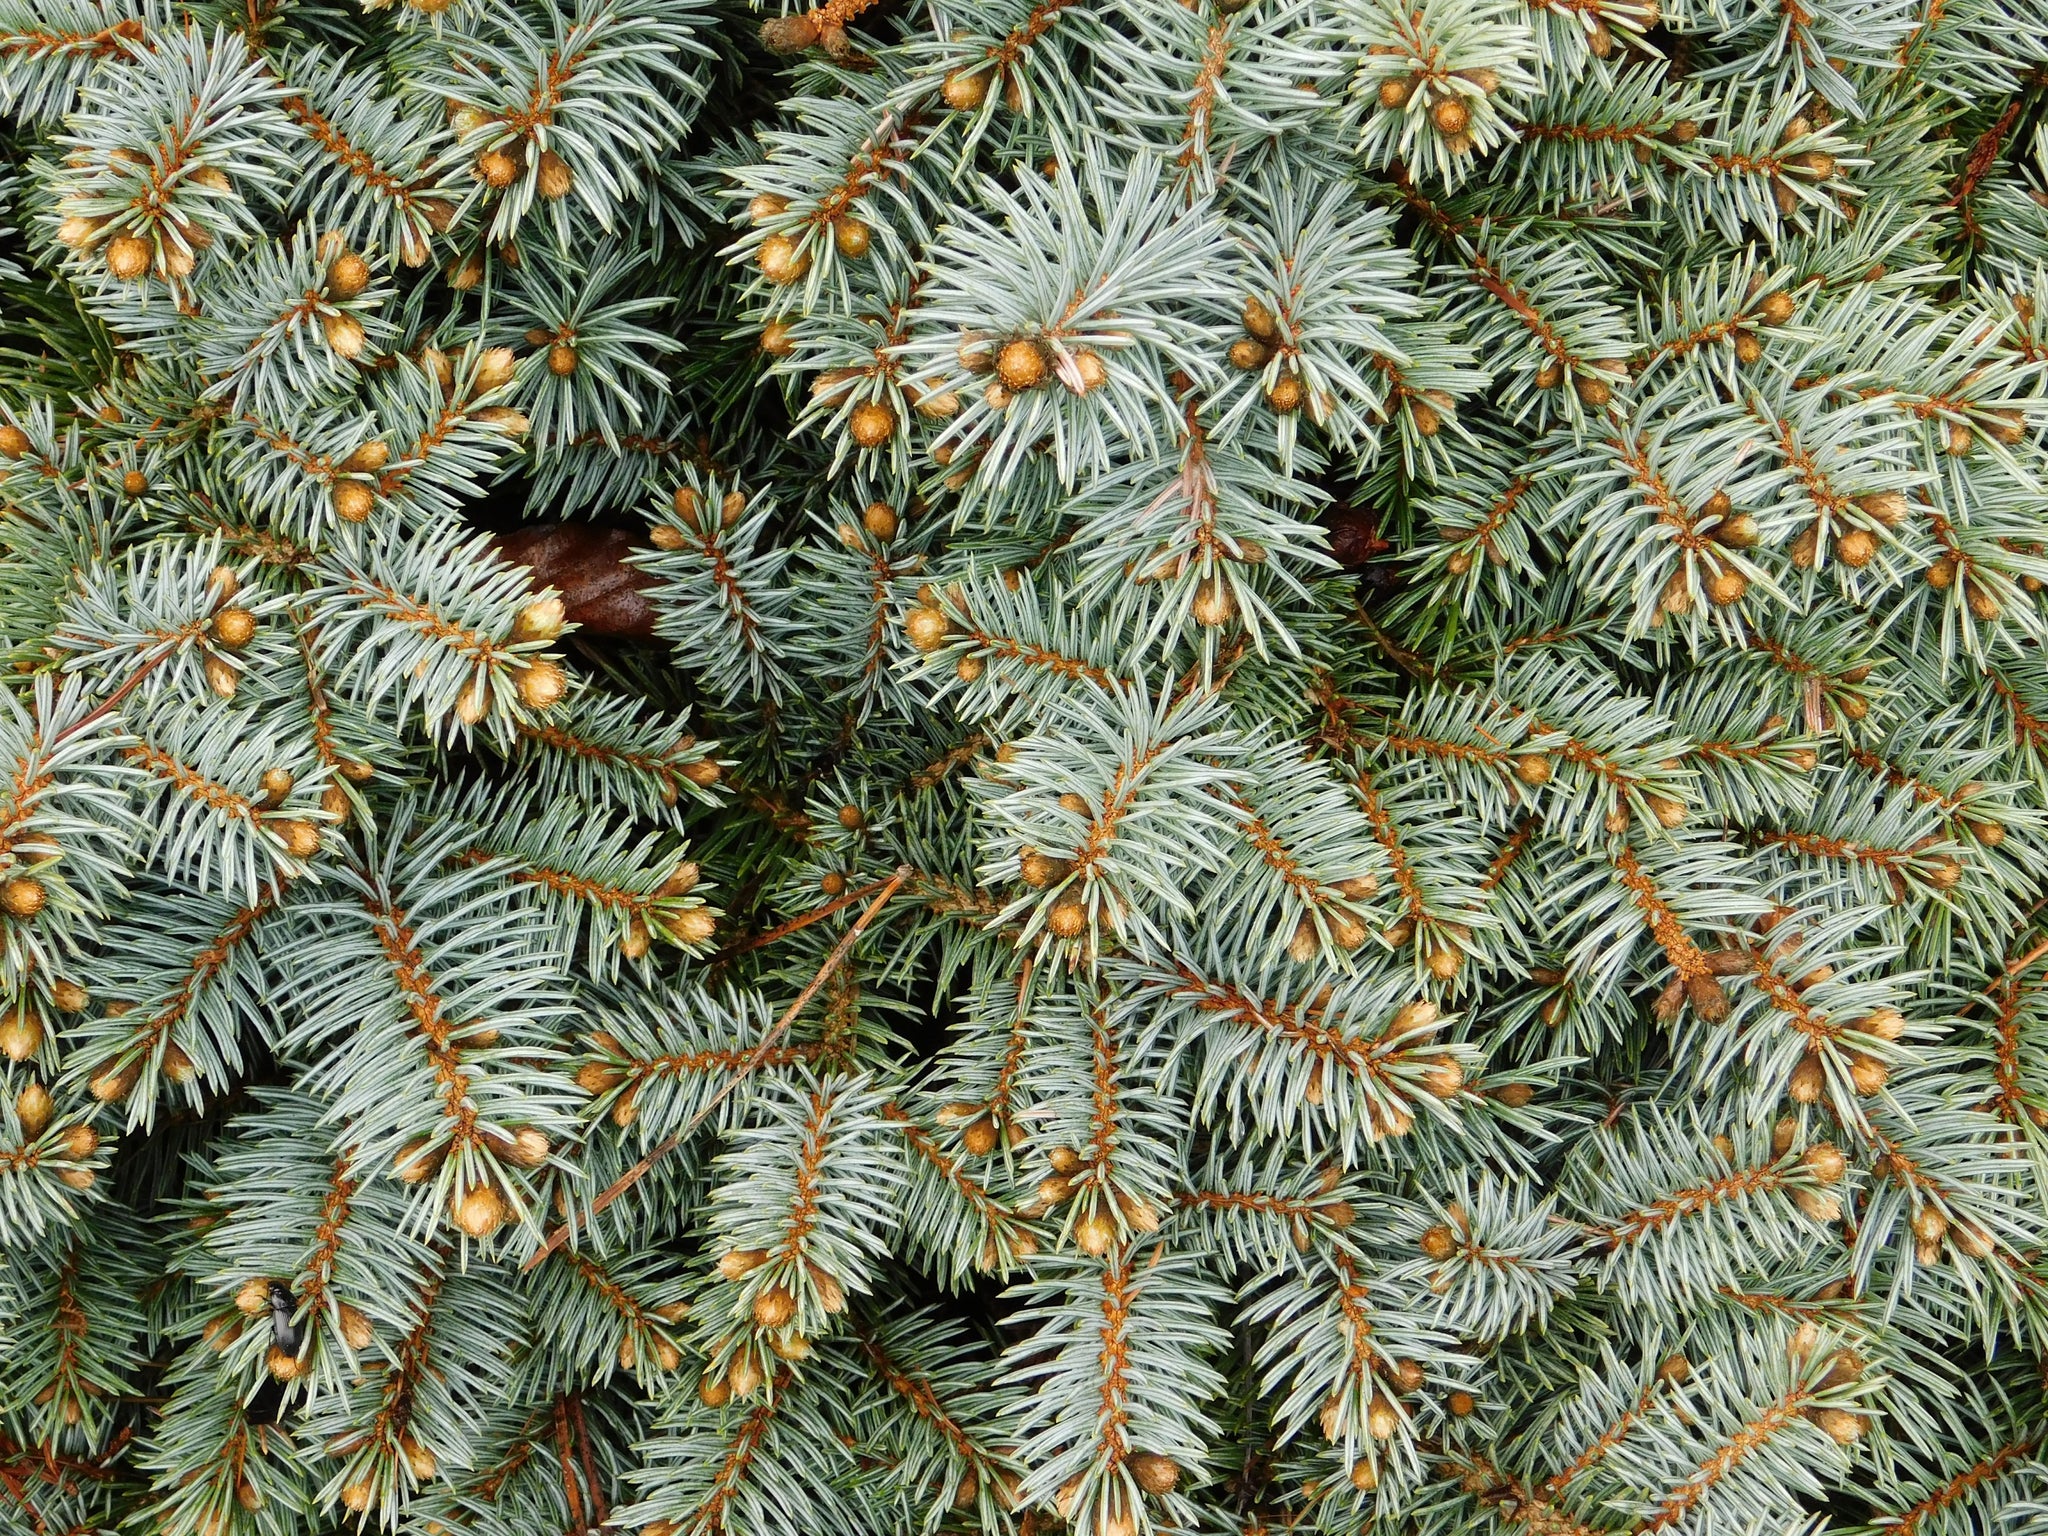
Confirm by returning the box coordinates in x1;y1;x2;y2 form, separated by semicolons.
569;1392;606;1525
47;648;171;750
522;864;914;1272
1955;923;2048;1022
708;868;903;967
550;1399;585;1535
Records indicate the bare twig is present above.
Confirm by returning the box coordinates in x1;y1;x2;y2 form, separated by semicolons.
708;869;903;967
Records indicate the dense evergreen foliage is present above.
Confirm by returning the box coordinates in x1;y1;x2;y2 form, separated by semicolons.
3;0;2048;1533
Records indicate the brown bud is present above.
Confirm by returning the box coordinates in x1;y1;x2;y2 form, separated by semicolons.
210;608;257;649
514;596;567;643
1788;1052;1825;1104
516;659;567;710
1965;579;2003;622
1847;1053;1889;1095
849;400;897;448
1047;896;1088;939
394;1138;443;1183
327;250;371;299
1644;793;1686;828
1130;1453;1180;1495
451;1182;508;1237
665;907;717;947
339;439;391;476
1802;1143;1846;1184
1787;1319;1821;1363
0;878;45;923
333;480;376;523
1790;1187;1842;1223
1417;1054;1465;1097
1836;527;1878;567
236;1277;275;1315
1069;349;1108;394
1192;574;1237;627
322;312;366;360
757;234;810;285
752;1286;796;1328
338;1302;375;1350
161;1043;196;1083
1705;567;1749;606
1952;1219;1995;1258
995;337;1050;392
1809;1407;1864;1445
1242;296;1280;343
1388;999;1438;1039
89;1062;139;1103
1227;335;1272;374
477;149;519;189
942;68;992;110
269;819;321;859
106;235;151;281
1367;1393;1400;1439
16;1081;53;1137
825;216;871;261
1685;973;1730;1021
500;1126;551;1168
1074;1208;1117;1255
719;1248;770;1281
536;150;573;200
859;500;900;542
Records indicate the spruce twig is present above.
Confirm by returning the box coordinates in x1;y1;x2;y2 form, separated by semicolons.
523;864;913;1270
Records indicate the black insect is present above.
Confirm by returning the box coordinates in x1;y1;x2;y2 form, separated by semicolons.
267;1281;299;1353
246;1283;300;1427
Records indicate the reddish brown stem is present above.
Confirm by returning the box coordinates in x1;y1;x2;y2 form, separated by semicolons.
710;870;902;967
